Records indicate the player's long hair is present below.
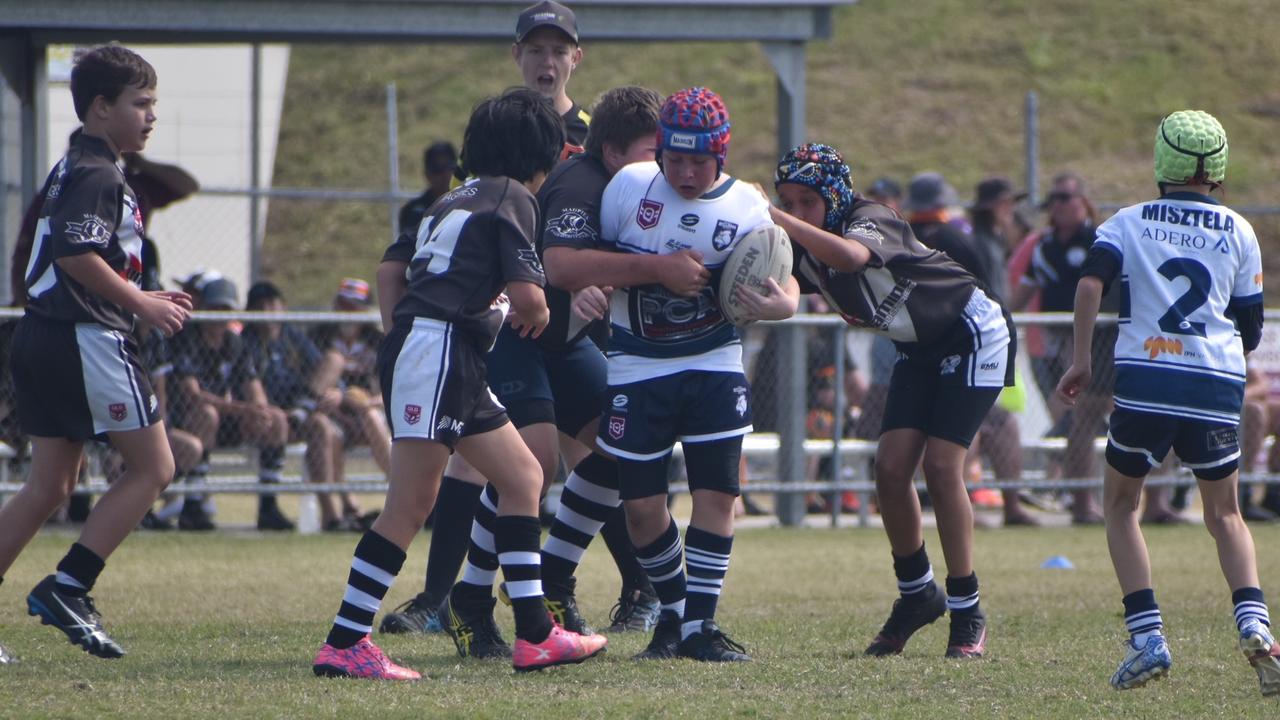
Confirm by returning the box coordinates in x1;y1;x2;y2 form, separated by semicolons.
71;45;157;121
584;86;661;159
460;88;565;183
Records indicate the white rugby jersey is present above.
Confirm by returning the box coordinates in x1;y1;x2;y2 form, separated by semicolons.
599;161;772;384
1094;191;1263;423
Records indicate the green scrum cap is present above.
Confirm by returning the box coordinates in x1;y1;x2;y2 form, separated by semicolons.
1154;110;1228;186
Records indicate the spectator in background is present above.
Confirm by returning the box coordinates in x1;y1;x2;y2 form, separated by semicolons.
969;177;1027;304
243;281;371;532
906;172;1036;525
169;278;294;531
1240;366;1280;521
311;279;393;477
398;141;458;236
1008;172;1108;524
866;176;902;213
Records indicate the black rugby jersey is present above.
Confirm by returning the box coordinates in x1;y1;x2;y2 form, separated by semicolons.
794;199;978;349
535;153;610;352
170;328;257;398
23;134;145;332
1021;223;1119;313
382;176;546;351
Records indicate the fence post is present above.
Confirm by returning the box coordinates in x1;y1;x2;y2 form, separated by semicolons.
829;322;847;528
249;43;262;283
1024;90;1039;206
386;82;399;242
775;322;807;526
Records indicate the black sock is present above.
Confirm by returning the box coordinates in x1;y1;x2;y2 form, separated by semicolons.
55;543;105;596
945;573;980;616
326;531;406;649
601;506;651;591
494;515;552;643
259;445;285;512
541;453;619;583
892;543;935;601
423;476;483;598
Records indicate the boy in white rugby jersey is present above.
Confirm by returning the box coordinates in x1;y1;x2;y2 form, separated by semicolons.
1057;110;1280;696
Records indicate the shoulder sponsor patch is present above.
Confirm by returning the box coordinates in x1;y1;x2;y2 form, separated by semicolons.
517;248;545;275
547;207;598;241
63;214;112;246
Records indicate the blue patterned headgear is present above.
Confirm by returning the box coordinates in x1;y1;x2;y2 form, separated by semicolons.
657;87;732;176
774;143;855;231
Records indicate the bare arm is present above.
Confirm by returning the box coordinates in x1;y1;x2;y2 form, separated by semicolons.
179;375;236;414
376;260;409;332
544;246;709;297
1054;276;1104;405
768;206;871;273
506;281;550;338
56;253;191;335
1007;281;1037;313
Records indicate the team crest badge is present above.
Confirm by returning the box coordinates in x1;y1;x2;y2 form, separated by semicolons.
637;199;663;230
712;220;739;251
939;355;962;375
608;415;626;440
404;404;422;425
108;403;128;421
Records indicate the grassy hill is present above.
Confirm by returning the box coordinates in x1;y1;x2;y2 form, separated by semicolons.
264;0;1280;306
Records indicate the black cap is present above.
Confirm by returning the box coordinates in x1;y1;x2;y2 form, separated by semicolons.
972;177;1028;210
903;172;960;213
866;176;902;200
200;278;239;310
424;141;457;173
516;1;578;44
246;280;284;310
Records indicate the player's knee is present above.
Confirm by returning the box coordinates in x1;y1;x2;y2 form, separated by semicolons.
875;454;915;488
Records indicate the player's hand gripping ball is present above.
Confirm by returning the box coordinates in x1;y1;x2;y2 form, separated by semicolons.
718;225;793;326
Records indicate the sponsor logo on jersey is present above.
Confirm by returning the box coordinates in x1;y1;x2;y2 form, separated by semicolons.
436;415;464;434
939;355;962;375
1206;426;1238;451
444;186;479;201
108;403;128;421
608;415;626;439
1140;226;1226;254
636;287;724;342
637;199;663;230
668;133;698;150
404;404;422;425
1144;336;1184;360
517;248;544;275
665;238;692;251
712;220;738;251
148;395;158;413
63;214;112;247
547;207;598;241
847;218;884;245
1065;246;1087;267
612;394;628;409
680;213;700;228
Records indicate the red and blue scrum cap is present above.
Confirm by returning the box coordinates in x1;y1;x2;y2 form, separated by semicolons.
657;87;732;170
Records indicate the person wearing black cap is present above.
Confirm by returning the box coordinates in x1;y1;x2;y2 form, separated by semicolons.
514;1;590;155
168;277;294;531
866;176;903;213
398;141;458;236
969;177;1027;304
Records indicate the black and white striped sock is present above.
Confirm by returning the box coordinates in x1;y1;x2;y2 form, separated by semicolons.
542;453;620;583
453;484;500;604
326;530;405;649
635;517;686;618
495;515;553;643
945;573;980;616
682;526;733;639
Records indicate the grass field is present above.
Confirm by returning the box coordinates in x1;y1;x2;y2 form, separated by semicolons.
2;515;1279;718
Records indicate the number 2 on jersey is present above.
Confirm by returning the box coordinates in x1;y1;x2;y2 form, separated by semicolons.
1156;257;1209;337
412;209;472;275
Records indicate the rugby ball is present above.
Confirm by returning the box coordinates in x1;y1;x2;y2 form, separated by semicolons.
718;224;794;326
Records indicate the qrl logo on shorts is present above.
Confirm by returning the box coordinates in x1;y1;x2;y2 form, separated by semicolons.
404;404;422;425
108;403;127;421
637;199;663;230
608;415;626;440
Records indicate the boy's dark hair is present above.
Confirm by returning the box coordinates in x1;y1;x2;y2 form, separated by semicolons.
459;88;564;183
584;85;661;159
71;45;157;122
423;141;457;173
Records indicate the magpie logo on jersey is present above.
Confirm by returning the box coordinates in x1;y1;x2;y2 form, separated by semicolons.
64;215;112;247
733;385;748;417
404;404;422;425
548;207;598;241
939;354;961;375
712;220;738;251
637;199;663;229
1144;336;1185;360
847;218;884;245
